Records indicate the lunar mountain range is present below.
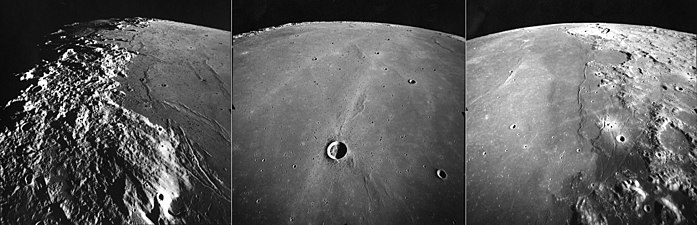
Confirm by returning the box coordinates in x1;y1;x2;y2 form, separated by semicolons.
0;18;231;225
466;23;697;224
233;22;464;225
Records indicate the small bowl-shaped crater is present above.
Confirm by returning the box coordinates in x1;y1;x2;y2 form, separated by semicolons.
408;79;416;84
616;135;626;143
436;169;447;179
509;124;517;129
24;174;33;185
327;141;347;160
655;151;664;158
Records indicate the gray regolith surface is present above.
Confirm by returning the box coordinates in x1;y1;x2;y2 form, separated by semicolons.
233;22;464;224
0;18;231;225
466;23;697;224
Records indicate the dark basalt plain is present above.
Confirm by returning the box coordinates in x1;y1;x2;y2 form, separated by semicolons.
0;18;231;225
466;23;697;224
233;22;464;224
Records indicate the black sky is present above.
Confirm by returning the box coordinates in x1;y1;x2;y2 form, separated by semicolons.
233;0;465;38
467;0;697;39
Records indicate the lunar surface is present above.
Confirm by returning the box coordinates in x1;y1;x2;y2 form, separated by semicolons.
233;22;464;224
466;23;697;224
0;18;231;224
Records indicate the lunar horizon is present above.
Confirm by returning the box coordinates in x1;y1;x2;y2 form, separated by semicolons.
466;23;697;224
233;21;465;225
0;18;231;225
